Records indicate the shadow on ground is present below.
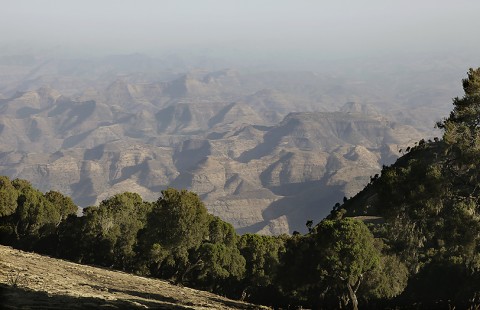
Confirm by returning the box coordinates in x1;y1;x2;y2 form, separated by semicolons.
208;296;257;310
0;284;191;309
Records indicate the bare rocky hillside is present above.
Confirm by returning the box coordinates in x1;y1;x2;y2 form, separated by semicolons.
0;86;422;234
0;245;265;309
0;56;456;234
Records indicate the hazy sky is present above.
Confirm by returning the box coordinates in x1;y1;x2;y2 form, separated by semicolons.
2;0;480;62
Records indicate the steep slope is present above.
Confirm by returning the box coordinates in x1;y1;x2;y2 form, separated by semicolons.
0;245;262;309
154;107;421;234
199;111;422;234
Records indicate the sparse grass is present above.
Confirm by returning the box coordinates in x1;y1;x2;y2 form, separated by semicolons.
0;245;262;309
6;270;25;288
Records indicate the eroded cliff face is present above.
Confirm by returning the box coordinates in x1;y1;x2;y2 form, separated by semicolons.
0;70;426;234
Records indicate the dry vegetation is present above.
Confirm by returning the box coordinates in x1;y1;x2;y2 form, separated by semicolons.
0;245;266;309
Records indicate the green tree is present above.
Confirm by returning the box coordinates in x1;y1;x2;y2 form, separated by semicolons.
441;68;480;142
238;233;286;288
374;68;480;274
0;176;18;217
9;182;61;249
376;154;447;271
191;241;246;291
44;190;77;226
438;68;480;205
173;215;246;289
425;68;480;278
208;215;237;246
335;68;480;306
56;213;87;262
314;218;380;310
359;254;409;300
237;233;287;305
0;176;19;245
0;178;76;251
80;192;151;269
280;219;380;309
136;188;210;281
277;233;319;307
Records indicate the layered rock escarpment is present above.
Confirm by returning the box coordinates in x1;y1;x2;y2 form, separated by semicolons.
0;70;426;234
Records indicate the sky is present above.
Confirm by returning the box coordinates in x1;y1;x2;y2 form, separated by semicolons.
2;0;480;64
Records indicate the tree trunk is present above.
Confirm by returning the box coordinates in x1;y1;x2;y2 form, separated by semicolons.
176;258;203;284
14;221;20;240
347;282;359;310
344;275;362;310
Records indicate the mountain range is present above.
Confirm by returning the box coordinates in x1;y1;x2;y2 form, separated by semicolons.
0;54;463;234
0;54;459;233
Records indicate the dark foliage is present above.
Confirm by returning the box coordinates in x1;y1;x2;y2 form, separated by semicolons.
1;68;480;308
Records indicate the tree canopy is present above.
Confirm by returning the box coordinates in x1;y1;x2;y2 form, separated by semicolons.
2;68;480;308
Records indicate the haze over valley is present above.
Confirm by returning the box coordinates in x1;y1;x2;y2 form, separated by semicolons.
1;0;479;233
5;2;480;309
0;53;472;234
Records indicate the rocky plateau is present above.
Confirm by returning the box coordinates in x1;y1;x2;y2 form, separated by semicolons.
0;54;459;234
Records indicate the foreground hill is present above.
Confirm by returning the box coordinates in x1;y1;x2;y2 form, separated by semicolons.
322;68;480;307
0;245;264;310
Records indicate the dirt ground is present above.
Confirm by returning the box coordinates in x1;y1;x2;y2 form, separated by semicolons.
0;245;266;309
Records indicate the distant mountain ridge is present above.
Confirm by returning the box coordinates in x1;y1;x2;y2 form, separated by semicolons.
2;57;458;233
0;80;423;233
